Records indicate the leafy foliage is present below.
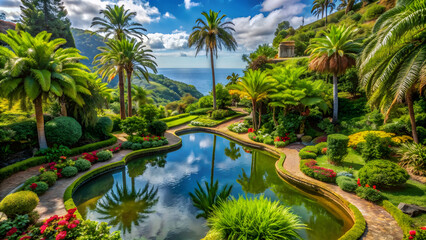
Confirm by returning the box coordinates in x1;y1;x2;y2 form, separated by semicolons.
358;160;409;188
0;191;39;218
397;142;426;174
355;186;383;202
327;134;349;163
45;117;82;146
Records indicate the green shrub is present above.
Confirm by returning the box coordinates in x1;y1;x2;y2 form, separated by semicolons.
355;186;383;202
327;134;349;163
382;200;412;234
228;122;249;133
78;220;121;239
120;116;147;136
96;150;113;162
301;135;312;143
211;109;235;120
36;145;71;162
315;142;328;153
360;133;392;161
25;181;49;195
39;171;58;186
142;141;152;148
160;113;190;122
364;4;385;21
300;146;319;154
94;117;113;138
275;141;290;148
147;120;168;136
336;176;357;192
263;136;274;145
318;119;334;134
110;115;122;132
339;204;366;240
397;142;426;174
358;160;409;188
138;104;160;122
23;176;40;186
122;141;133;149
191;118;217;127
207;196;306;240
351;13;362;21
189;108;212;115
62;166;78;178
131;143;143;150
45;117;82;146
299;151;317;159
8;120;37;142
75;158;91;172
0;191;39;218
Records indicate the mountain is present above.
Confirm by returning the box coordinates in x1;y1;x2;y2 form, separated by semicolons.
70;28;203;105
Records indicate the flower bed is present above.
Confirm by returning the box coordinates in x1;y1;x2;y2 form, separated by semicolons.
348;130;412;147
228;121;249;133
300;159;337;183
121;135;168;150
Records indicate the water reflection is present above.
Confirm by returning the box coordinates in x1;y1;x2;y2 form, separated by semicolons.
74;133;350;240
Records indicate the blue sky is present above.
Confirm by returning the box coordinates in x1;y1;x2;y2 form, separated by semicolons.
0;0;333;68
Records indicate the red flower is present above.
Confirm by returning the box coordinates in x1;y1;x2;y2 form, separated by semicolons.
373;185;376;189
73;220;80;225
357;178;361;187
409;236;413;240
253;136;256;139
40;224;47;234
421;226;426;230
19;236;32;240
67;224;77;229
6;227;17;236
248;128;254;133
365;184;370;188
67;208;77;214
56;231;67;240
58;220;68;226
410;230;416;236
30;183;38;190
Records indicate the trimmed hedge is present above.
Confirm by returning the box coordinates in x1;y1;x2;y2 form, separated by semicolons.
160;113;190;123
336;176;357;192
0;135;117;183
167;115;199;128
358;160;409;189
338;204;366;240
327;134;349;163
299;146;318;159
45;117;82;146
0;191;39;218
382;200;412;234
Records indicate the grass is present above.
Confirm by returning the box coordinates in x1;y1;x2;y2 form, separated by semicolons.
316;148;365;178
190;112;246;127
166;115;198;128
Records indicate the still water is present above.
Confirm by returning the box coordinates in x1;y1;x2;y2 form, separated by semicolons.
73;133;350;240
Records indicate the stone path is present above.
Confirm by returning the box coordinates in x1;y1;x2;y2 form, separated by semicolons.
0;113;404;239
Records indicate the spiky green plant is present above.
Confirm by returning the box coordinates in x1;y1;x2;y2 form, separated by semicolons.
359;0;426;143
397;142;426;174
207;196;306;240
189;180;233;219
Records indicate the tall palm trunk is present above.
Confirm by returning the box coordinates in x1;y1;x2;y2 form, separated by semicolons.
325;4;328;26
210;48;217;110
346;0;354;13
258;102;262;130
406;91;419;143
118;69;126;120
34;96;48;149
252;99;257;130
126;70;133;117
211;135;216;184
332;73;338;123
60;95;67;116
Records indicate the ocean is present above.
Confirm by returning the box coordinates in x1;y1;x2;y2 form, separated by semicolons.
157;68;244;95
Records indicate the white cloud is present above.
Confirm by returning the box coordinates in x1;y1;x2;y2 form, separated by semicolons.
231;1;306;50
183;0;200;10
146;30;189;50
261;0;293;12
163;12;175;19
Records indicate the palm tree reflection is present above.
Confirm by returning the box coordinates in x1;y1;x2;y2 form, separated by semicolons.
237;151;268;194
224;142;241;160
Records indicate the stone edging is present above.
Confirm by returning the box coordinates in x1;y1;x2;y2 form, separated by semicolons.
63;128;362;239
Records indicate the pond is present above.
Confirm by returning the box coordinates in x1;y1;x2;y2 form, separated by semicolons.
73;132;352;240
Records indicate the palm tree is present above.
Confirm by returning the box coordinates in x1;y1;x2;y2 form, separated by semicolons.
132;84;153;109
311;0;335;25
359;0;425;143
306;25;362;123
120;38;157;117
188;10;237;110
0;30;90;149
91;5;147;119
229;69;276;130
338;0;347;10
224;142;241;160
226;73;240;87
346;0;356;13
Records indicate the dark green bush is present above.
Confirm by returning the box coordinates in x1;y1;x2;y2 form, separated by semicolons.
39;171;58;186
336;176;357;192
36;145;71;162
110;115;122;132
355;186;383;202
364;5;385;21
120;116;147;136
351;13;362;21
45;117;82;146
359;133;392;161
358;160;409;188
327;134;349;163
138;104;159;122
131;143;143;150
25;181;49;195
147;120;168;136
8;120;37;142
96;150;113;162
62;166;78;178
94;117;113;138
121;141;133;149
142;141;152;148
75;159;91;172
0;191;39;218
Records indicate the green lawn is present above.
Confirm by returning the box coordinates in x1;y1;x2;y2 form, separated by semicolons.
166;115;199;128
316;148;426;227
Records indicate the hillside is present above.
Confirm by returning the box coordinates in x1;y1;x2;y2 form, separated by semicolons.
71;28;203;105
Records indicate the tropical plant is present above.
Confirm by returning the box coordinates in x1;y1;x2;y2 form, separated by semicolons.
188;10;237;109
226;73;240;86
229;69;276;130
358;0;426;143
338;0;348;10
91;5;147;119
397;142;426;174
189;180;233;219
132;84;153;109
207;196;306;240
224;142;241;160
0;30;90;149
311;0;335;25
306;25;362;123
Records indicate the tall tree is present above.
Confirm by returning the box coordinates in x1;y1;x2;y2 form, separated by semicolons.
229;69;276;130
0;30;90;149
311;0;335;26
274;21;290;36
91;5;147;119
19;0;75;48
346;0;356;13
359;0;425;143
132;84;153;110
226;73;240;86
306;25;362;123
188;10;237;110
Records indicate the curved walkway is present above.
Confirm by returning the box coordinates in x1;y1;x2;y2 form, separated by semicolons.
0;114;403;239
